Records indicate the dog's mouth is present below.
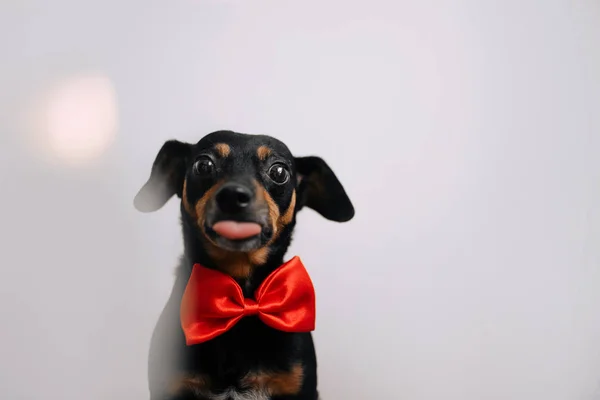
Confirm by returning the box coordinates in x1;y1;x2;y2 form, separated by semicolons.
204;220;271;252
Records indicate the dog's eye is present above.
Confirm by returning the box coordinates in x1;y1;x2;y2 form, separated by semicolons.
268;163;290;185
193;157;215;176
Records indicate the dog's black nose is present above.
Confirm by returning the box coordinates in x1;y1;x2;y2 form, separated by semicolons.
215;183;252;214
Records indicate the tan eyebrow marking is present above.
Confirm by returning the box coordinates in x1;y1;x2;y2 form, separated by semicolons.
214;143;231;157
257;145;272;161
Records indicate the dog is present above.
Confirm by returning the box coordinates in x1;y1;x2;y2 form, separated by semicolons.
134;130;355;400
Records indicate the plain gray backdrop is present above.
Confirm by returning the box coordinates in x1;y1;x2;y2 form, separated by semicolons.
1;1;599;399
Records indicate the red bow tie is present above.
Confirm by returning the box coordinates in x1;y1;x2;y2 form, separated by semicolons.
180;256;316;345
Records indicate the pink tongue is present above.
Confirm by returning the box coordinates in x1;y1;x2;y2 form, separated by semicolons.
212;221;262;240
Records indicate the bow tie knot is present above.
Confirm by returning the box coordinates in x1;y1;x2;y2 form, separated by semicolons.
243;298;260;316
180;256;316;345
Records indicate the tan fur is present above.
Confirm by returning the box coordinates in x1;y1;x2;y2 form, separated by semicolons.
259;185;296;241
214;143;231;157
205;247;270;279
256;145;272;161
256;182;280;239
169;374;211;395
195;183;222;225
243;364;304;396
279;190;296;226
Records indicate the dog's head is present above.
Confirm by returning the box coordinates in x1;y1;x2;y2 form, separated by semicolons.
134;130;354;277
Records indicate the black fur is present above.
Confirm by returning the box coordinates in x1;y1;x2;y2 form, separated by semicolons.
135;131;354;400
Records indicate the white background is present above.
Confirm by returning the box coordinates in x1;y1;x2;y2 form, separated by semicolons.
1;1;599;399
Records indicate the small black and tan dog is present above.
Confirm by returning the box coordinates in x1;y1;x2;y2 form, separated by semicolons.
134;130;354;400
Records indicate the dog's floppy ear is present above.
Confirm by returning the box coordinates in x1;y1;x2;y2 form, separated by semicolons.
294;156;355;222
134;140;192;213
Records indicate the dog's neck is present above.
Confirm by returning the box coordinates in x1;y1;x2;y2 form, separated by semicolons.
179;209;296;296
